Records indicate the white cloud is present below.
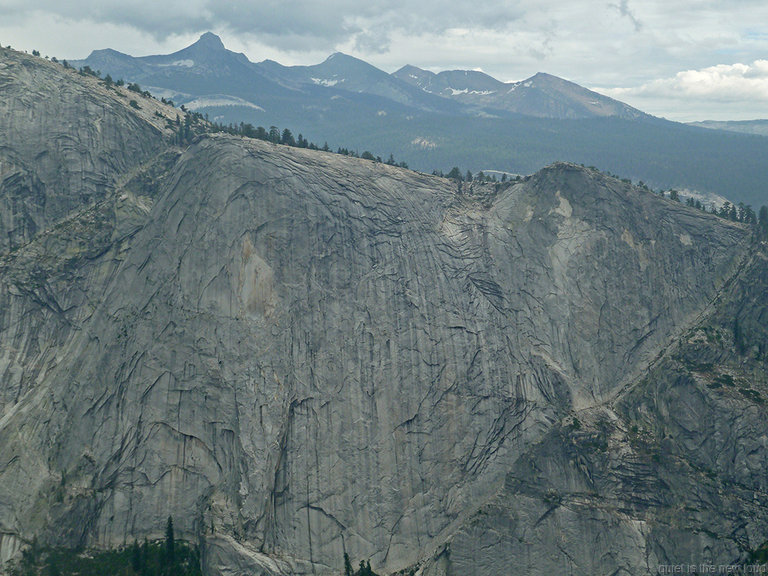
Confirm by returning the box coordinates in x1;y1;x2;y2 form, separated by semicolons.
597;60;768;120
625;61;768;100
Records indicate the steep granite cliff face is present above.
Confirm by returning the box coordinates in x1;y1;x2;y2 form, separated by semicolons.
1;47;767;576
0;48;178;253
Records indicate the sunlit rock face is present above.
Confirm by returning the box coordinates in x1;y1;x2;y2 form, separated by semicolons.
2;47;767;576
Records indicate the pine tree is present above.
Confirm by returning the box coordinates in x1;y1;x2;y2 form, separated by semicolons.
759;206;768;239
142;538;149;574
446;166;463;181
130;540;141;573
281;128;295;146
165;516;175;567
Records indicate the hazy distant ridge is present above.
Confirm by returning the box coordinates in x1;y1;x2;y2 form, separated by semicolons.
73;32;768;207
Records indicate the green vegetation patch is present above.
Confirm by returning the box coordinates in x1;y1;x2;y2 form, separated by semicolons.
738;388;764;404
750;540;768;564
10;519;201;576
343;552;381;576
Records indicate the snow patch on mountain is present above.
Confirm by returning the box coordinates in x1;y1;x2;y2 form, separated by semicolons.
185;96;265;111
447;88;496;96
159;59;195;68
411;137;436;149
312;77;341;87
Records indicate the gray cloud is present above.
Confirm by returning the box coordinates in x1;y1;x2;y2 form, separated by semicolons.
610;0;642;31
0;0;526;52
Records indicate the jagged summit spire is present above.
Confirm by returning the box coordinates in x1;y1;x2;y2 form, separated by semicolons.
193;32;225;50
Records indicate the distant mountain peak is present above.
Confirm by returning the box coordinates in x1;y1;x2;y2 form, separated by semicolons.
526;72;573;86
193;32;225;51
89;47;128;57
324;52;364;64
83;47;134;64
396;64;433;77
313;52;384;77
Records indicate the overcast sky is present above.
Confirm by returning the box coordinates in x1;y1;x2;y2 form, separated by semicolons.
2;1;767;121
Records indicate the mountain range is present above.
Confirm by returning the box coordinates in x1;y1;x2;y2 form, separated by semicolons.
78;32;644;122
4;41;768;576
74;33;768;208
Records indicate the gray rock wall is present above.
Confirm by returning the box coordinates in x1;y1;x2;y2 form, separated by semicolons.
1;47;764;576
0;48;175;253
